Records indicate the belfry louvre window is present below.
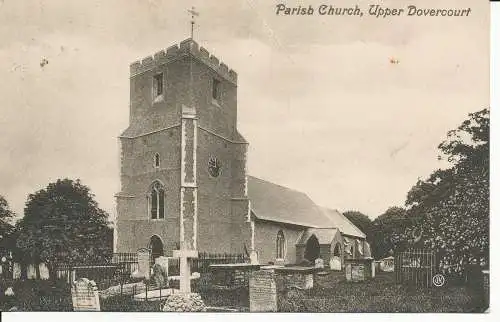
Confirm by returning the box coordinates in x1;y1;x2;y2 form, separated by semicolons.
212;78;221;100
276;230;286;259
154;153;160;168
150;181;165;219
153;73;164;98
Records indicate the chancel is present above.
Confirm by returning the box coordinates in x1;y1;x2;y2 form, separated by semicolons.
114;38;371;273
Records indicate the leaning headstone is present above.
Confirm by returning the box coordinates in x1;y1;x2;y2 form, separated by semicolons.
315;258;324;269
330;256;341;271
71;278;100;312
249;270;277;312
136;248;151;279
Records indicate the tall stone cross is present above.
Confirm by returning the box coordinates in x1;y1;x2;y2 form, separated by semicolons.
174;104;199;293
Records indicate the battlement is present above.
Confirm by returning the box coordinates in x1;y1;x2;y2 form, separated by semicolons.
130;38;237;84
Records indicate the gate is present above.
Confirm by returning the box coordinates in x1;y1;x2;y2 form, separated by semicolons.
395;249;437;288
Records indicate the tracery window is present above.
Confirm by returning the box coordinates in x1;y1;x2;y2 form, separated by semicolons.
149;181;165;219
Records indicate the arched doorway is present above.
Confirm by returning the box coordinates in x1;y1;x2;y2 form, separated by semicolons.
149;235;164;262
304;234;320;262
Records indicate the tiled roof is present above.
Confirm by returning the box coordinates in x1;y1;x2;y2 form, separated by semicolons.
247;176;334;228
320;208;366;239
296;228;340;245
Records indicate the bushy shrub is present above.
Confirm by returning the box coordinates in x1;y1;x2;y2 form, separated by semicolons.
161;293;207;312
151;263;169;288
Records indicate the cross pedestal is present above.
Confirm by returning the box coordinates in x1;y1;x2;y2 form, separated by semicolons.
173;249;198;293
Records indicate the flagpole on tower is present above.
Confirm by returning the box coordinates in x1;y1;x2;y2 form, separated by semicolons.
188;6;199;40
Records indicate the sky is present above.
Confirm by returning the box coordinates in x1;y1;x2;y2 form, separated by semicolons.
0;0;489;221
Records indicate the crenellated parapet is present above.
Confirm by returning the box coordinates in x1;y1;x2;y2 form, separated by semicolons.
130;38;237;84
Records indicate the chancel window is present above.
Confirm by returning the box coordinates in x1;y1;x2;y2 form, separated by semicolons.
276;230;286;259
149;181;165;219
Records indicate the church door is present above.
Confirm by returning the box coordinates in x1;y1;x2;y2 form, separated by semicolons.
304;235;320;263
149;235;164;262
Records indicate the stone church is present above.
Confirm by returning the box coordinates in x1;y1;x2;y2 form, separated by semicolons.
115;38;370;268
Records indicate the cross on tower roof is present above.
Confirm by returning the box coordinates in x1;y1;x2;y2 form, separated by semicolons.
188;6;199;40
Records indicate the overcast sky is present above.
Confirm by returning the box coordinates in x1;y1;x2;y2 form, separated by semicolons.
0;0;489;221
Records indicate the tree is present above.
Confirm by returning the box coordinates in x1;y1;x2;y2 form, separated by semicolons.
0;195;15;252
343;211;373;237
400;109;489;277
16;179;113;279
0;195;14;226
371;206;409;259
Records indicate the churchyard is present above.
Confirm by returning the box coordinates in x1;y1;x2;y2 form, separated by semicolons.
0;251;488;312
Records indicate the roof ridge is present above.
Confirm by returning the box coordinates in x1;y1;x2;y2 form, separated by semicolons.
247;175;312;197
320;207;366;238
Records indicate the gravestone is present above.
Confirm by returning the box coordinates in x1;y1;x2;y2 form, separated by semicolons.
12;262;21;280
380;256;394;272
249;270;277;312
315;258;324;269
482;270;489;309
370;259;376;278
345;261;365;282
27;264;36;279
351;264;365;281
250;250;259;264
136;248;151;279
39;263;50;280
275;266;317;290
71;278;100;311
330;256;341;271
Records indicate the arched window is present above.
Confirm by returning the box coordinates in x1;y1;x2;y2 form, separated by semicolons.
276;230;286;260
154;153;160;168
149;181;165;219
333;243;341;257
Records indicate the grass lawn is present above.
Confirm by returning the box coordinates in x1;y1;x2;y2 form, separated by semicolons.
280;271;486;313
0;280;73;311
1;271;486;312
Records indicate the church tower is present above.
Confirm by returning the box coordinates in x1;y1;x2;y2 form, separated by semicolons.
115;39;252;258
